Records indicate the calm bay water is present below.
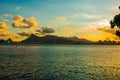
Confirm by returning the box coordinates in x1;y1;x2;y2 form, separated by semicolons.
0;45;120;80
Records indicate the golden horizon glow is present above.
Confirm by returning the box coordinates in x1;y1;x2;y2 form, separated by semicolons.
0;0;119;42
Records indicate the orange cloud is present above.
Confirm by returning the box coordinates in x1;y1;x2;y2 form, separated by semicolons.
97;27;118;35
0;15;56;41
13;15;24;22
23;17;38;28
74;18;119;41
12;15;38;28
0;22;9;29
12;22;28;28
77;27;119;42
0;29;16;40
55;27;74;37
61;27;74;32
0;29;11;36
56;16;66;22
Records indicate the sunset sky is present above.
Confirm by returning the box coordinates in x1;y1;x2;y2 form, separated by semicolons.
0;0;120;42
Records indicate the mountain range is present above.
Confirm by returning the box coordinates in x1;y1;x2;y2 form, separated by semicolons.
0;34;119;45
21;34;93;44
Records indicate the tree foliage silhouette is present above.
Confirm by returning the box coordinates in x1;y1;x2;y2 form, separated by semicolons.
110;6;120;37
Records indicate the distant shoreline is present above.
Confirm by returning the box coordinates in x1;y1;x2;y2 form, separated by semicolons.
0;44;120;46
1;35;120;45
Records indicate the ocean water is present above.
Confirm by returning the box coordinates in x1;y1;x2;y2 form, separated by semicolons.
0;45;120;80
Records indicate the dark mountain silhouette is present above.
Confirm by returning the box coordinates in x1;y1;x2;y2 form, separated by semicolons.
0;38;14;45
68;37;93;44
22;34;75;44
21;34;94;44
6;38;13;44
0;39;6;44
0;35;119;45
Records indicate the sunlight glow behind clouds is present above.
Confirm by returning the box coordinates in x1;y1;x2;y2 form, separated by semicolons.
0;0;119;41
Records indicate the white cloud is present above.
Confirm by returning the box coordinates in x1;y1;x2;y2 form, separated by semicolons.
3;14;12;17
2;19;10;22
16;6;23;10
87;19;110;29
70;13;101;19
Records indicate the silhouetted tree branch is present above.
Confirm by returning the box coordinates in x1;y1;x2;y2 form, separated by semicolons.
110;6;120;37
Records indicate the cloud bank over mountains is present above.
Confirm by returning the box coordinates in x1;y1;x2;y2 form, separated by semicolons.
0;14;119;42
0;15;55;41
